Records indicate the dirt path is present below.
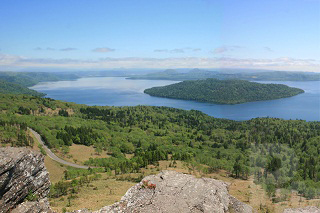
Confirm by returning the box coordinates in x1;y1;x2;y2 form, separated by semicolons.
28;128;90;169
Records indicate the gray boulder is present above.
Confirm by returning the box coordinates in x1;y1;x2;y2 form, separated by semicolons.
0;147;52;213
88;170;254;213
11;198;53;213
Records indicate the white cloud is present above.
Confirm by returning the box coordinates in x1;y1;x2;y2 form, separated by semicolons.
154;49;168;52
264;47;273;52
34;47;77;51
154;48;201;53
92;47;115;53
60;48;77;51
0;53;23;65
212;45;242;54
0;53;319;72
171;49;185;53
192;48;202;52
34;47;56;51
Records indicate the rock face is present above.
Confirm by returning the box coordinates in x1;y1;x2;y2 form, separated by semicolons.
0;147;52;213
283;206;320;213
11;198;52;213
78;170;254;213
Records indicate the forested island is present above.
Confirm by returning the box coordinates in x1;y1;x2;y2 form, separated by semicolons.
144;78;304;104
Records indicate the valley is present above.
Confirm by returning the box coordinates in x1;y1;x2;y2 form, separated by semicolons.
0;92;319;212
1;1;319;212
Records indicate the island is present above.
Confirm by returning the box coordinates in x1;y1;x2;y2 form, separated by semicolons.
144;78;304;104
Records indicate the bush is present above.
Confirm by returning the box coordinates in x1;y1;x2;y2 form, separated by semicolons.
38;144;46;155
25;190;38;201
305;187;316;199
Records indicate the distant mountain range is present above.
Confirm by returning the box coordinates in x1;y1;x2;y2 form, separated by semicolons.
127;69;320;81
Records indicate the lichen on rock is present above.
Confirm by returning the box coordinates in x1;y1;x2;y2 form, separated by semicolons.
75;170;254;213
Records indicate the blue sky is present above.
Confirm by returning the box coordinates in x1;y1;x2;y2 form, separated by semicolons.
0;0;319;71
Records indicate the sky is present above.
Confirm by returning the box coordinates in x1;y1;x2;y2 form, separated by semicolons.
0;0;319;72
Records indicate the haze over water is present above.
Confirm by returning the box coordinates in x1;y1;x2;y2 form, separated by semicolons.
30;77;320;121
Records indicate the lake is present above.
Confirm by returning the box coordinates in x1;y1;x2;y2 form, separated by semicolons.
30;77;320;121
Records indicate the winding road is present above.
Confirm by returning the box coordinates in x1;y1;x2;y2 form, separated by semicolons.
28;128;90;169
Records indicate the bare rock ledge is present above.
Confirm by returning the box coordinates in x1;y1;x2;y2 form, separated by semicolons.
0;147;52;213
73;170;254;213
73;171;320;213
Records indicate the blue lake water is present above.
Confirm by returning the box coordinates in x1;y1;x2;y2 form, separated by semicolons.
30;77;320;121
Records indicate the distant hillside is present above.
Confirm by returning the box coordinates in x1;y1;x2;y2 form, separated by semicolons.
0;71;79;87
144;78;304;104
128;68;218;80
0;80;45;96
0;71;79;97
228;71;320;81
128;69;320;81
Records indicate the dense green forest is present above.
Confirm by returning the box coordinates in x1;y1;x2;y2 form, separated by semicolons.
0;80;45;96
0;71;78;87
0;93;319;200
127;69;320;81
144;78;304;104
0;71;79;96
0;120;34;147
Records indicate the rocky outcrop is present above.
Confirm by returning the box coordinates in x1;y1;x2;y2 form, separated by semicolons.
74;170;254;213
0;147;52;213
11;198;53;213
283;206;320;213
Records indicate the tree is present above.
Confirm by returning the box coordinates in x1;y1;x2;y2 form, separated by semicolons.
266;156;282;173
266;175;276;198
233;155;242;178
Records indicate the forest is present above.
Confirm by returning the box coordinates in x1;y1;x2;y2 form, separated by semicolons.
0;71;79;97
0;71;78;87
0;93;319;201
0;80;45;97
144;78;304;104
